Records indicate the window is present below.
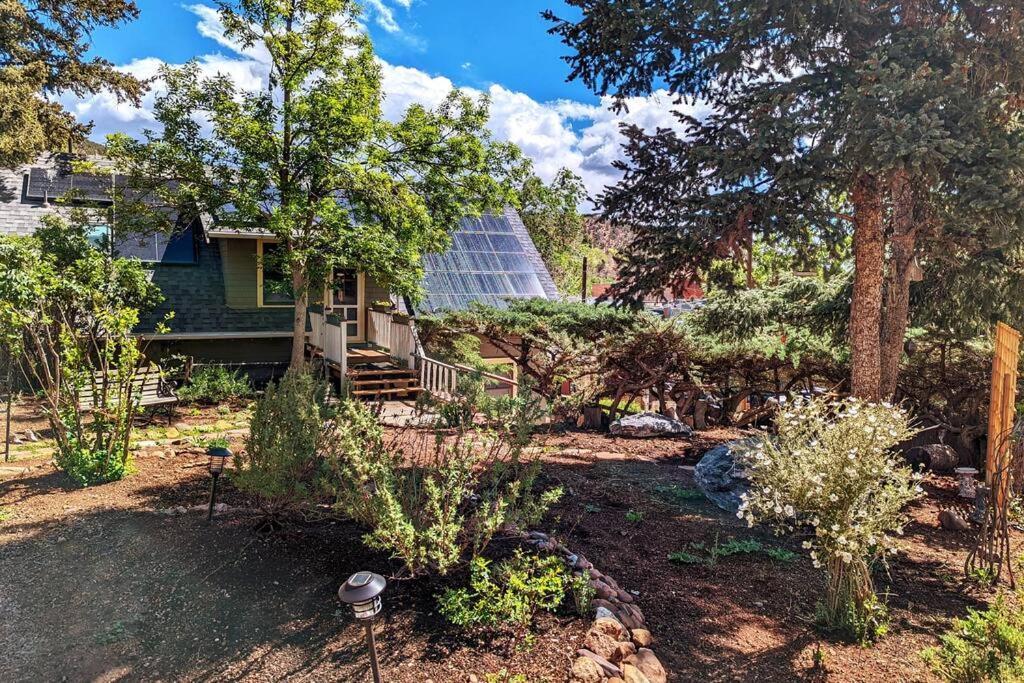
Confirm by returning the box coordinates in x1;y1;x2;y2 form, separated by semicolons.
258;241;294;307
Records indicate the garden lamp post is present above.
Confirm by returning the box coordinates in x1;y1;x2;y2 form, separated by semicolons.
338;571;387;683
206;445;231;522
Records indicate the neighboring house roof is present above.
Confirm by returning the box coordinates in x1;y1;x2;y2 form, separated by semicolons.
414;207;559;314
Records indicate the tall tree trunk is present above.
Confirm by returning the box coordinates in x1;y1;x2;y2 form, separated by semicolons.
290;264;307;369
879;170;918;399
850;174;885;401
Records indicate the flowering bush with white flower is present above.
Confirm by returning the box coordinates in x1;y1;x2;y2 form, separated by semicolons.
737;397;922;642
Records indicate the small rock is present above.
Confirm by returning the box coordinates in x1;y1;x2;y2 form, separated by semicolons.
584;628;620;661
592;599;616;613
56;536;67;543
630;648;667;683
173;422;191;432
621;663;652;683
609;412;694;438
631;628;653;648
165;427;180;439
616;589;635;604
592;616;627;640
576;649;622;677
590;580;616;601
939;509;970;531
610;641;637;663
694;439;757;512
570;656;605;683
25;429;40;442
595;606;616;621
137;440;158;448
527;530;549;541
609;679;626;683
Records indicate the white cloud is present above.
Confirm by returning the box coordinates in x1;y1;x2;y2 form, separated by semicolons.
69;2;693;206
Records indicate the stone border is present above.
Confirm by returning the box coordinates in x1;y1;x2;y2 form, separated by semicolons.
523;531;667;683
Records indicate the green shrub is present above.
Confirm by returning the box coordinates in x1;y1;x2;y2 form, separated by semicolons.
738;397;919;643
923;595;1024;682
322;400;563;576
233;368;335;515
179;365;252;404
438;550;571;628
55;441;135;487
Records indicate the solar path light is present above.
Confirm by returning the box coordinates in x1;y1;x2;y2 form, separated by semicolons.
338;571;387;683
206;445;231;522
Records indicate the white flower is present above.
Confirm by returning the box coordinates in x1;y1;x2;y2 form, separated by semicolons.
840;551;853;564
813;559;822;569
837;535;848;545
830;524;840;532
812;517;820;526
829;494;839;502
802;541;813;549
784;505;795;517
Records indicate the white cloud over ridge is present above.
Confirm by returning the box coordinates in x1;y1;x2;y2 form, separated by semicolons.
67;3;694;207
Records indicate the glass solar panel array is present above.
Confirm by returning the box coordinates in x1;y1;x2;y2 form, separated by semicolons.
25;167;118;203
419;212;554;313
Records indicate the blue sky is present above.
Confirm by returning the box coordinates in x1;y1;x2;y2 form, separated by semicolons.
74;1;689;203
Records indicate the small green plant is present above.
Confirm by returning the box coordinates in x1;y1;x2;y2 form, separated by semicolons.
923;594;1024;682
654;483;705;505
717;537;763;556
625;509;644;523
438;550;571;628
569;572;596;616
812;643;828;670
584;503;601;514
484;670;528;683
968;566;998;587
206;436;230;450
178;365;252;404
0;507;11;522
764;547;798;563
668;550;705;565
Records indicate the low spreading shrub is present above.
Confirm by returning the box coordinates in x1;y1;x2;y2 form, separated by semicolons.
438;550;571;627
56;441;135;487
233;368;335;515
322;400;563;576
738;397;920;642
178;365;252;404
923;594;1024;682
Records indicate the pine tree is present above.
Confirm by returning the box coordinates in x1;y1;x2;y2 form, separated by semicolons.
0;1;144;166
546;1;1024;399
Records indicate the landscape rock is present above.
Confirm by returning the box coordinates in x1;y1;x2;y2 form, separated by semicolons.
610;412;694;438
631;629;653;648
610;641;637;663
595;606;616;621
570;656;605;683
694;439;756;512
939;509;971;531
621;663;651;683
906;443;959;472
584;628;620;661
630;649;667;683
576;649;621;677
592;616;627;641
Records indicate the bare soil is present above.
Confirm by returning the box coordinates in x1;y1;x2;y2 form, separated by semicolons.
0;405;1019;682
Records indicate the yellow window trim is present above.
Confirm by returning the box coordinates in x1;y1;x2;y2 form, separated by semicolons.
256;239;294;309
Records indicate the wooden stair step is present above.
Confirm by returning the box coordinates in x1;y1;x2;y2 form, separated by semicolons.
350;368;414;377
353;378;418;387
351;386;423;397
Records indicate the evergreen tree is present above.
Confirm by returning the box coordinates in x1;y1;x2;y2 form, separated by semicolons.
546;1;1024;399
0;0;144;166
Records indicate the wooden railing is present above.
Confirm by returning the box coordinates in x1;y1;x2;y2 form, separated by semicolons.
307;309;348;377
418;356;519;399
367;309;418;368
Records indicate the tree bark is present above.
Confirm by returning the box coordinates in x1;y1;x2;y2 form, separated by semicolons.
290;263;308;369
879;170;919;399
850;174;885;401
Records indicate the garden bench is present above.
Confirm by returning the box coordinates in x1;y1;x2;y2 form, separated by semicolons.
76;365;179;420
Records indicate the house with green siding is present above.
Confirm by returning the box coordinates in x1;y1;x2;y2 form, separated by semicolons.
1;154;557;393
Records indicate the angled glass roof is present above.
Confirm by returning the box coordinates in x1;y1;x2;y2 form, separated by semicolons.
416;208;558;314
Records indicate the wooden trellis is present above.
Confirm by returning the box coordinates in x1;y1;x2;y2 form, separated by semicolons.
986;322;1021;516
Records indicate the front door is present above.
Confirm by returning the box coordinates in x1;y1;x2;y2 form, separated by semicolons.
329;269;364;342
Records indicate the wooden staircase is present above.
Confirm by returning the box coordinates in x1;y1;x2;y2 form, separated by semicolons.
348;364;423;400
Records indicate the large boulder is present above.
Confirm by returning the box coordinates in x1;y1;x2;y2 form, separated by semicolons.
694;440;756;512
610;412;694;438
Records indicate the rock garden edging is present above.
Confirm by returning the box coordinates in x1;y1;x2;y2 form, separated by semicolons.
522;531;668;683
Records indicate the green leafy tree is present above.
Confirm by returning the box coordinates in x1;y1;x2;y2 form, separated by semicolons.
0;0;144;167
546;1;1024;400
519;168;587;286
0;216;164;484
110;0;527;367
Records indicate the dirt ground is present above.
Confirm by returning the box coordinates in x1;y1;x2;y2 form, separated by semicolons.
0;406;1020;682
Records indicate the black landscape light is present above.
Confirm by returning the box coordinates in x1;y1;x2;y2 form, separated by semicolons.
339;571;387;683
206;445;231;522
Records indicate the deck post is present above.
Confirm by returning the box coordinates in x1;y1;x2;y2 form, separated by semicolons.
340;317;348;396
